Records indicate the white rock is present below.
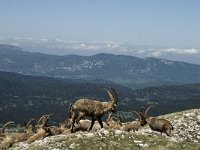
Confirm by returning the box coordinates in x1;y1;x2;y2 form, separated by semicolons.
138;143;149;147
115;130;122;135
85;132;95;138
69;143;75;149
134;140;142;143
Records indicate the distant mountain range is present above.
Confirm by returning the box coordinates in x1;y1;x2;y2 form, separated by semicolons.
0;71;200;124
1;44;200;88
1;37;200;65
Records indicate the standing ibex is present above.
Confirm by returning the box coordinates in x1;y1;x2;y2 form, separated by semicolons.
136;106;174;137
69;87;118;133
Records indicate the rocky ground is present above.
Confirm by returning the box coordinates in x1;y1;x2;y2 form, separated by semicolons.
138;108;200;143
9;109;200;150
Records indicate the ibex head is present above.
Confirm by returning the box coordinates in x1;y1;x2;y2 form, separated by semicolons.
134;106;155;126
106;113;122;128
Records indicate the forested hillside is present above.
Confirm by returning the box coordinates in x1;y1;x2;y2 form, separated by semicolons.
0;71;200;124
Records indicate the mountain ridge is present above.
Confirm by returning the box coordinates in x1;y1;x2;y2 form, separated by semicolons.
1;44;200;88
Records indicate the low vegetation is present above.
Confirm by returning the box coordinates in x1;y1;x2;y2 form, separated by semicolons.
9;109;200;150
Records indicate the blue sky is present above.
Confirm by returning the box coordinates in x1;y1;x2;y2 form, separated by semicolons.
0;0;200;47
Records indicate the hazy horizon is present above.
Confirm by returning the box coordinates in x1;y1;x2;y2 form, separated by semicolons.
0;1;200;64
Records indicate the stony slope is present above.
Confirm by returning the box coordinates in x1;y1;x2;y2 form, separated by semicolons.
138;109;200;143
10;109;200;150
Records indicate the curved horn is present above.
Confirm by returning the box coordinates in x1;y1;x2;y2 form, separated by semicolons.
112;116;121;124
2;121;14;133
27;118;35;126
110;87;117;96
42;113;53;126
105;88;115;101
144;105;154;117
107;112;113;121
133;111;141;121
37;114;49;125
47;113;54;118
110;87;118;103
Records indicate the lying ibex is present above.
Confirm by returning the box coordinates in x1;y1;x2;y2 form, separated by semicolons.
0;122;15;149
27;114;52;144
17;118;36;142
0;121;14;134
106;113;141;131
65;118;109;133
70;87;118;133
49;123;68;135
0;135;16;150
137;106;174;137
0;119;34;149
106;113;121;130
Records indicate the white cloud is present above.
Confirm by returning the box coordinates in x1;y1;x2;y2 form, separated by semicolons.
54;39;66;43
1;37;200;64
10;43;20;46
106;43;111;47
67;41;122;51
138;48;200;58
151;51;162;57
40;38;49;42
137;50;146;54
80;43;87;47
164;48;199;54
0;37;4;40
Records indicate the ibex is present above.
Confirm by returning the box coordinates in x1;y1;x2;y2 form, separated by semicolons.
65;118;109;133
49;123;69;135
69;87;118;133
137;106;174;137
0;122;15;149
27;114;52;144
0;119;34;149
16;118;36;142
106;113;141;131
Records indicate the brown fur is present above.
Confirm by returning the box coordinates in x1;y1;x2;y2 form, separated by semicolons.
26;114;52;144
106;114;141;131
0;135;17;150
26;126;49;144
70;88;118;133
49;123;68;135
0;119;35;148
68;119;109;132
139;106;174;137
146;117;174;136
